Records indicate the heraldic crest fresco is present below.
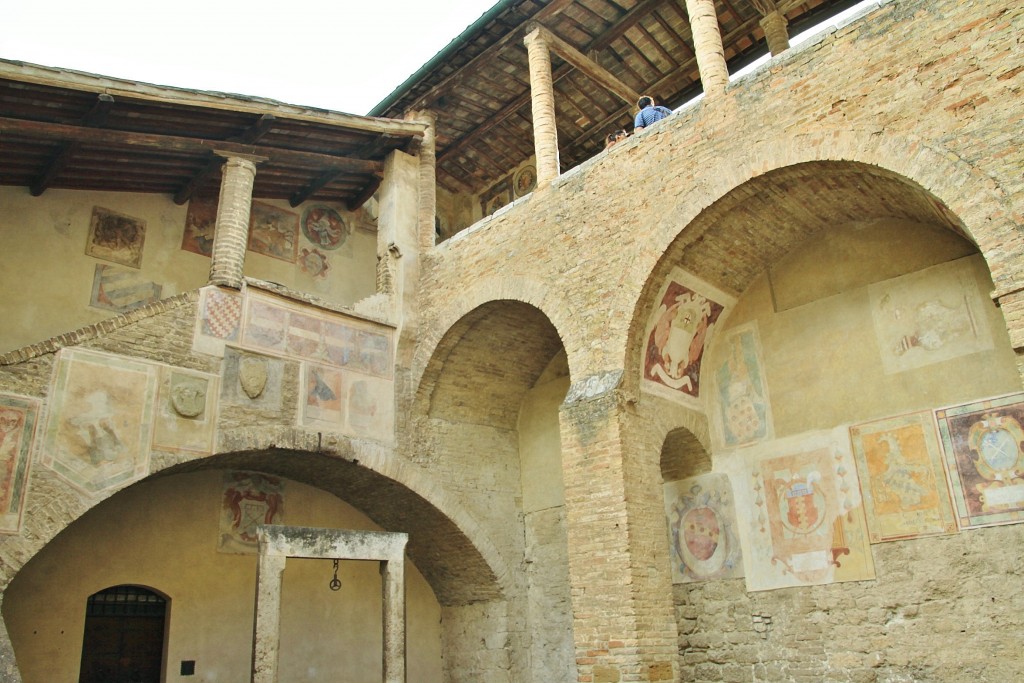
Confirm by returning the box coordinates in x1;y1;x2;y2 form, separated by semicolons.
721;428;875;592
642;268;733;403
218;471;284;554
936;392;1024;529
663;473;744;583
850;411;957;543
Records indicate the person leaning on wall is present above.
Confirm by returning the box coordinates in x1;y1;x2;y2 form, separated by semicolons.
634;95;673;132
604;129;628;149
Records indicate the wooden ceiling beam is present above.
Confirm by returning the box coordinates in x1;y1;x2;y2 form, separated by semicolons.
405;0;578;113
437;0;669;170
30;93;115;196
346;176;382;212
565;15;763;158
175;114;278;205
0;116;385;175
532;25;641;106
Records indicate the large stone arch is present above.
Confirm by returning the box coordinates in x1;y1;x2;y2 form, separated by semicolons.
622;144;1021;399
411;276;577;399
186;428;512;607
647;128;1019;290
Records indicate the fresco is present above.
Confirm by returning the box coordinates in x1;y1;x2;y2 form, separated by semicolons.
302;363;345;428
936;392;1024;529
869;257;994;374
152;367;218;454
181;196;217;257
40;349;157;495
248;201;298;263
0;394;40;533
712;322;773;448
218;471;284;554
242;293;393;378
89;264;162;313
642;268;732;404
301;205;349;250
663;473;744;583
720;428;875;592
85;206;147;268
850;412;957;542
193;287;242;357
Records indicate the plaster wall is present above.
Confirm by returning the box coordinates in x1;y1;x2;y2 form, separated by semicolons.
703;219;1020;445
0;187;376;355
2;470;442;683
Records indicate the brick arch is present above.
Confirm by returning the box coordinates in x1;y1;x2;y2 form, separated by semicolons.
2;428;511;608
189;428;513;606
410;275;577;404
648;129;1018;290
622;133;1019;400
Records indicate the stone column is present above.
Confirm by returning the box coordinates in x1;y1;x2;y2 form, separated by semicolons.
684;0;730;98
209;154;263;289
381;559;406;683
409;110;437;249
251;552;287;683
524;26;560;187
760;10;791;55
559;373;678;683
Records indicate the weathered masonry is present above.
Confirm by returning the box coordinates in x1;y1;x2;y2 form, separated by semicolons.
0;0;1022;681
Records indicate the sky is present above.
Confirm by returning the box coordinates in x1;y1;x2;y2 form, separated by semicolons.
1;0;501;116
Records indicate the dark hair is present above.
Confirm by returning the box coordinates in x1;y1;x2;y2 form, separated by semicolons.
637;96;653;109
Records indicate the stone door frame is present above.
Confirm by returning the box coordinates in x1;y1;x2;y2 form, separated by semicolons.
251;525;409;683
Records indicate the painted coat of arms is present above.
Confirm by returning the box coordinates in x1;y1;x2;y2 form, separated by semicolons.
663;473;743;583
720;428;875;592
218;471;284;554
936;392;1024;528
850;412;957;542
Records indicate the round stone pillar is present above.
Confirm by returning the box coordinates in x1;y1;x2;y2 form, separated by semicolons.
761;10;791;55
684;0;730;98
524;26;560;187
209;154;261;289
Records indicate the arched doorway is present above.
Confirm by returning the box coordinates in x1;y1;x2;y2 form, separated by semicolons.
78;585;167;683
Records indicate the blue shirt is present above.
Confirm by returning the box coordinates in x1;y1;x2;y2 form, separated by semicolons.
634;105;673;129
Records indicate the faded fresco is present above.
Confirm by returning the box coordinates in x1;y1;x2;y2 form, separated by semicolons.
89;264;163;313
40;349;158;495
663;473;744;584
0;394;40;533
242;294;393;378
642;269;732;404
302;363;345;428
85;206;147;268
850;412;957;542
218;471;284;554
936;392;1024;529
301;205;349;251
721;428;875;592
220;348;285;409
181;196;217;257
248;201;298;263
299;248;330;278
869;257;994;374
152;367;218;454
193;287;242;357
712;322;773;448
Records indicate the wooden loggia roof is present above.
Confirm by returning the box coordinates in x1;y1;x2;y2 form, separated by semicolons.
0;60;424;209
370;0;864;196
